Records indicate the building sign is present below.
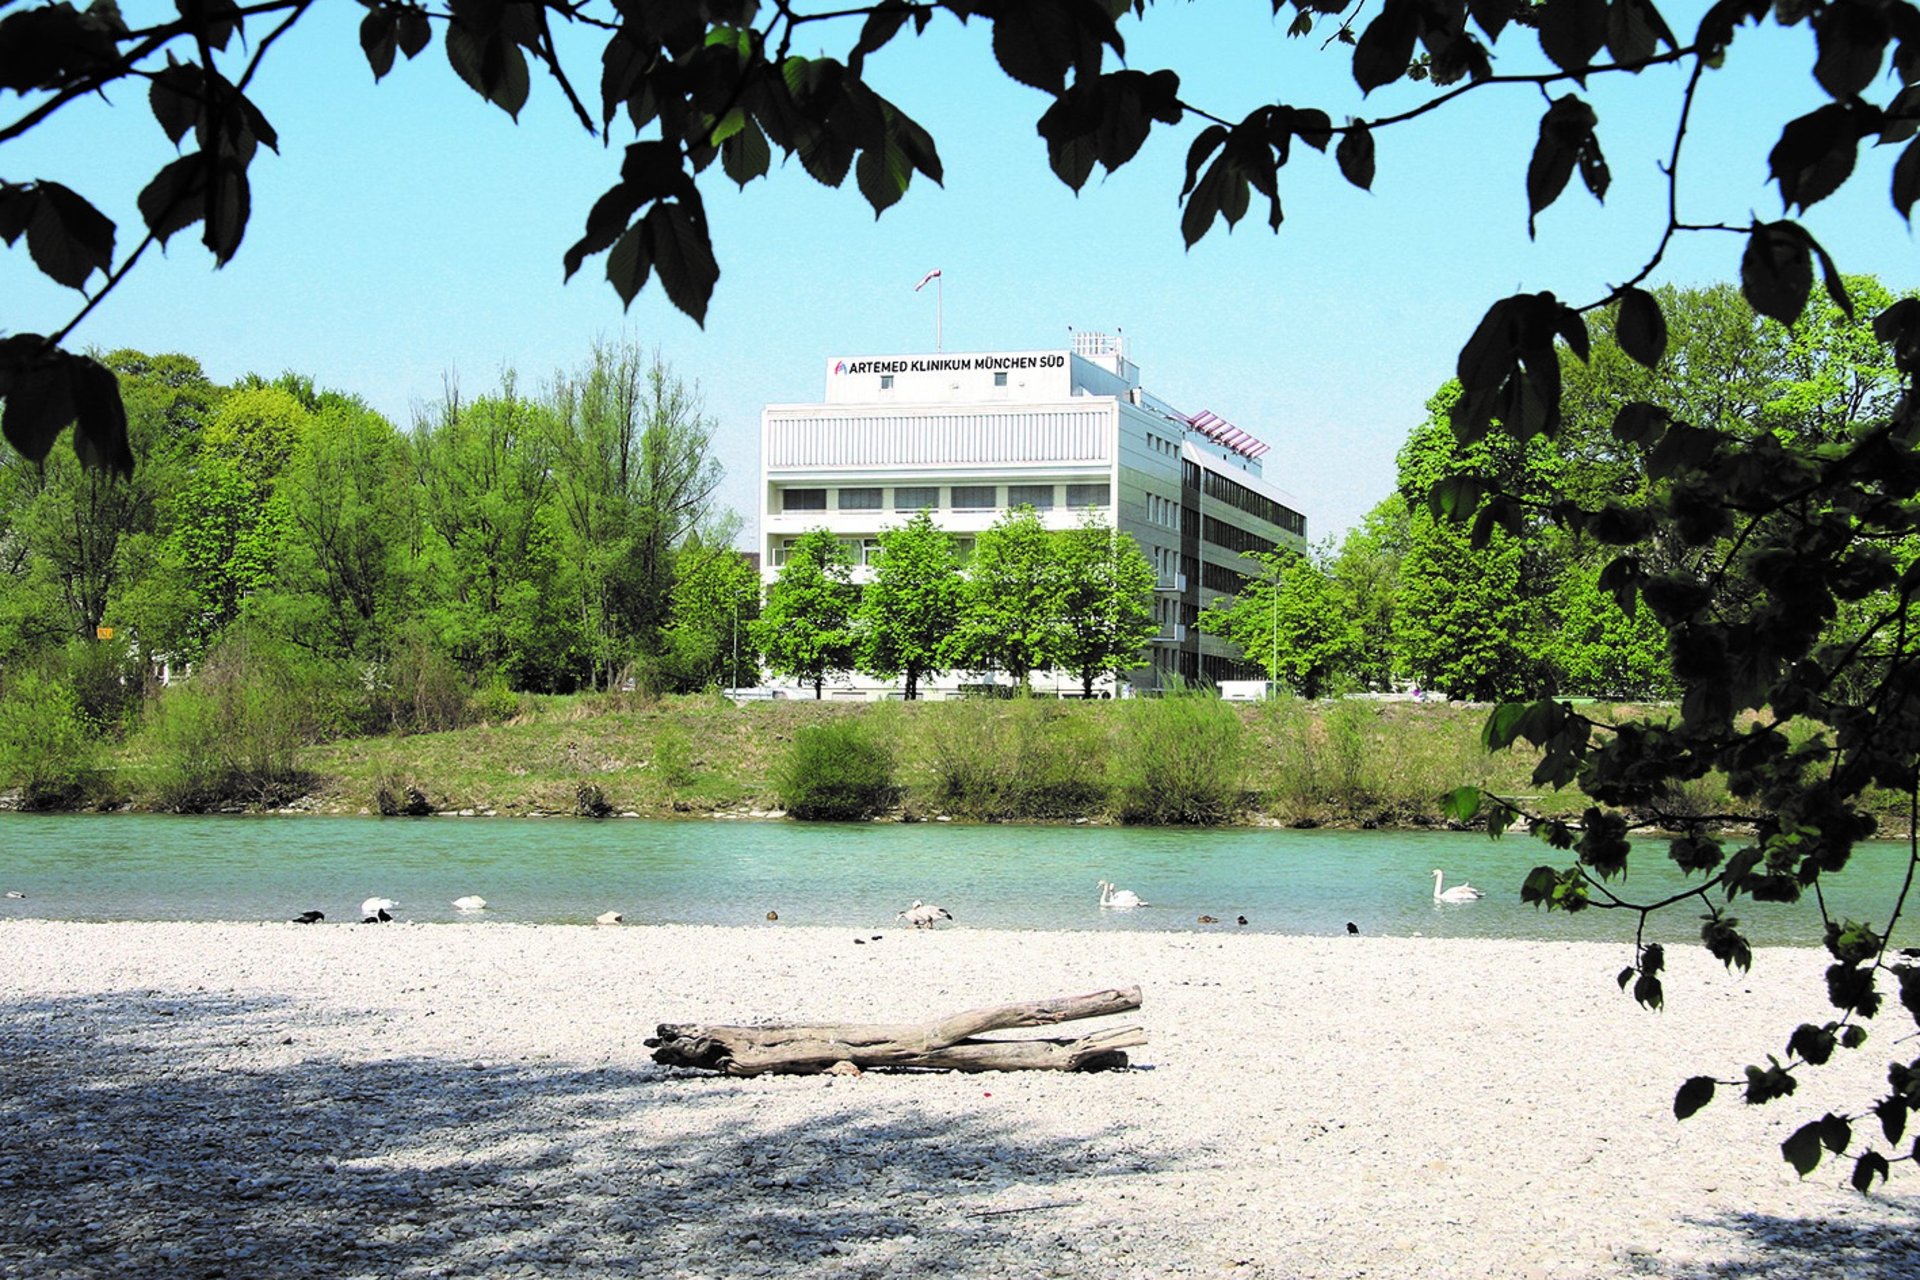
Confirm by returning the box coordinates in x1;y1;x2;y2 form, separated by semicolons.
833;353;1066;375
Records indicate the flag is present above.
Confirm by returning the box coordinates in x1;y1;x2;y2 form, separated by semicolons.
914;268;942;291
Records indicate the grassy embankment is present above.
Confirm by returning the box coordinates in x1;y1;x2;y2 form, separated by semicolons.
283;693;1632;827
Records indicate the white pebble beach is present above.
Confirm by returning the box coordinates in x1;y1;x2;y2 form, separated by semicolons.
4;920;1918;1279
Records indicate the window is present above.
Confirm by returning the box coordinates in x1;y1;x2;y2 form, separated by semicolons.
838;487;881;511
773;537;798;566
951;484;996;510
954;536;976;564
880;374;894;390
993;371;1008;387
782;488;826;512
893;485;939;512
1067;483;1110;509
862;538;884;565
1008;483;1054;510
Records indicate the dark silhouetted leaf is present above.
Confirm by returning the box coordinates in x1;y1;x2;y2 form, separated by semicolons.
1336;121;1374;190
1742;221;1814;326
1814;0;1890;99
1607;0;1676;64
202;159;248;263
1769;103;1860;212
1675;1076;1716;1120
1539;0;1608;77
446;17;530;119
1853;1150;1890;1193
1617;288;1667;367
644;199;719;325
25;182;114;290
68;354;132;478
149;59;201;145
1787;1023;1837;1066
1782;1120;1825;1176
1353;0;1418;93
1895;137;1920;222
361;9;399;80
137;153;206;244
0;336;75;463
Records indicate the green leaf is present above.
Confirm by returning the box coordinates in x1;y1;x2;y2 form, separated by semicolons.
1440;785;1482;823
1781;1120;1825;1176
722;118;772;188
1675;1076;1716;1120
1616;288;1667;367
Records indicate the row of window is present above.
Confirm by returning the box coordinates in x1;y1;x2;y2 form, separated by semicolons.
1145;492;1178;528
770;535;980;567
1182;460;1307;536
879;371;1012;390
780;483;1112;515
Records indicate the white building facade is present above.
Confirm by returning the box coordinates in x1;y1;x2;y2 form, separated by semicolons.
760;333;1307;695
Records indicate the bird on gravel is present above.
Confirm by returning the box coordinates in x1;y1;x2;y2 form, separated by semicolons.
361;908;393;924
595;910;624;926
291;910;324;924
897;900;952;929
361;896;397;920
1346;922;1359;935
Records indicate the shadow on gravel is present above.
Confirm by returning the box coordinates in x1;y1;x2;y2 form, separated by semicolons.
1657;1206;1920;1279
0;988;1163;1277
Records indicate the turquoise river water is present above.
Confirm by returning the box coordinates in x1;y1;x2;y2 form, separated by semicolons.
0;813;1914;947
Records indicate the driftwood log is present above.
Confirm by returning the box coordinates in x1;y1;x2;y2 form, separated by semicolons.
646;985;1146;1076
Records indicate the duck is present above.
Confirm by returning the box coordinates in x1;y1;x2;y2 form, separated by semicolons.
595;911;624;926
290;910;324;924
765;910;779;921
1432;869;1485;903
1098;880;1148;909
897;900;953;928
1197;914;1218;924
452;895;487;912
1236;915;1248;926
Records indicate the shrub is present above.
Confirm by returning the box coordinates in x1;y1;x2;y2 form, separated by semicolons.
0;670;107;808
923;696;1107;819
776;719;898;820
376;625;472;733
131;631;315;810
60;637;145;736
470;673;522;724
1112;691;1243;824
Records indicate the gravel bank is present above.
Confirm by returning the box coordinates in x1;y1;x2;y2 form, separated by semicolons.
3;921;1918;1279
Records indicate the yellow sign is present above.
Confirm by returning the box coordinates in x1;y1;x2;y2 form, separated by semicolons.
95;627;113;640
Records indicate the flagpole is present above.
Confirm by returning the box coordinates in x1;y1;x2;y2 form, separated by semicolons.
936;273;943;351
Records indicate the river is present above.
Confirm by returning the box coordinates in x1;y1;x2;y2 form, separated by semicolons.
1;813;1913;947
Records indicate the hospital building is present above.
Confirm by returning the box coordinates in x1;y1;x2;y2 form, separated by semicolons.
759;332;1307;695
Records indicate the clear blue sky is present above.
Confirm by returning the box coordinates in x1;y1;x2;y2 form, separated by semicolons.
4;5;1914;544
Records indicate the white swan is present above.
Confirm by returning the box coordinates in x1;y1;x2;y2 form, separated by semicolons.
896;899;953;928
452;895;487;912
1432;869;1484;903
1098;880;1148;909
595;910;624;926
361;896;397;918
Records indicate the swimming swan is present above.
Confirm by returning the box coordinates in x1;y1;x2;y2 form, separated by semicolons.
1098;880;1148;909
453;895;487;911
1432;869;1484;902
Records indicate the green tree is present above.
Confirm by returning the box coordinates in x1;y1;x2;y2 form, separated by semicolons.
1052;519;1158;697
856;510;962;699
1329;502;1408;692
946;507;1061;688
264;398;418;661
659;535;762;691
1198;546;1357;699
751;528;856;699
